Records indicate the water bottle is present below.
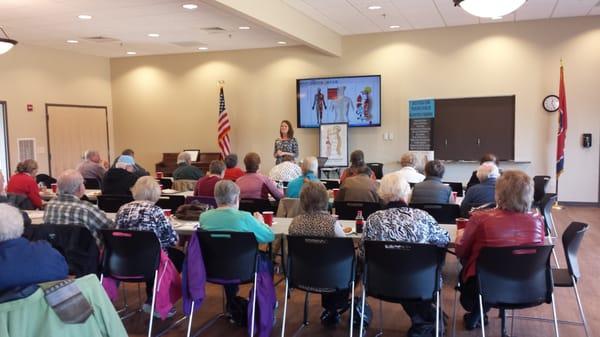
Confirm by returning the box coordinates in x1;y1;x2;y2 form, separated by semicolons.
355;210;364;233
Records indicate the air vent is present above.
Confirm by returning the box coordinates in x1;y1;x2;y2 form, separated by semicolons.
170;41;205;48
82;36;121;43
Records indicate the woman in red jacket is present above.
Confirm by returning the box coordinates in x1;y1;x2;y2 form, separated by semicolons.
6;159;44;209
455;170;545;330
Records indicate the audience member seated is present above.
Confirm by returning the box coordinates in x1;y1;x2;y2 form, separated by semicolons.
268;155;302;182
339;150;376;183
0;171;32;224
456;170;545;330
465;153;499;191
289;181;346;326
394;152;425;184
460;162;499;217
102;155;138;196
199;180;274;314
115;176;183;317
335;154;379;203
0;204;68;292
43;169;114;246
76;149;108;182
193;160;225;197
236;152;283;201
363;173;449;336
410;160;452;204
6;159;44;210
223;154;245;182
173;151;204;180
286;156;320;198
114;148;150;179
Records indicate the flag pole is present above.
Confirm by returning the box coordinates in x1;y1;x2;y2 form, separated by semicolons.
553;59;564;210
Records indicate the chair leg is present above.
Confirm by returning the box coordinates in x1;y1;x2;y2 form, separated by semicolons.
572;280;590;337
350;282;355;337
500;309;507;337
510;310;515;337
359;288;366;337
451;286;458;337
435;291;440;337
377;300;383;337
250;272;258;337
478;295;486;337
186;301;195;337
303;292;309;325
281;279;289;337
550;293;560;337
148;270;159;337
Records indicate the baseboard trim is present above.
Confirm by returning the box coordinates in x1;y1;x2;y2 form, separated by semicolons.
559;201;600;207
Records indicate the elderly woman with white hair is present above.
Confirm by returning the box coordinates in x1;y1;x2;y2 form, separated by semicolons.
115;176;182;317
286;156;320;198
460;161;500;217
362;173;450;336
0;204;68;292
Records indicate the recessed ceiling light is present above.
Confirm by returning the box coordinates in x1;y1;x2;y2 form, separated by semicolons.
389;25;400;29
198;47;208;50
147;33;160;38
238;26;250;30
182;3;198;10
367;5;382;10
66;39;79;44
77;14;92;20
126;51;137;55
277;41;287;45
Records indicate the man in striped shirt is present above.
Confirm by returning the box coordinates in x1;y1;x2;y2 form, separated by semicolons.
43;169;114;246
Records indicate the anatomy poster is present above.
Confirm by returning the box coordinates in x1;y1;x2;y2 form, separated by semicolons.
319;123;348;167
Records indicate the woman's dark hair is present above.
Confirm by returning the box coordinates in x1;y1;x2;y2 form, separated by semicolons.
224;154;238;168
280;120;294;138
424;160;445;178
480;153;498;165
243;152;261;173
16;159;38;174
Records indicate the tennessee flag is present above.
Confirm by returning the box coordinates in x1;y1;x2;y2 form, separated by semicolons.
556;63;568;177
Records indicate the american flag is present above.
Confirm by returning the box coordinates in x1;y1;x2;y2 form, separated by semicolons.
218;87;231;158
556;63;567;177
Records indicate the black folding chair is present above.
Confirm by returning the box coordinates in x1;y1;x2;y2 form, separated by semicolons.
186;231;259;337
366;163;384;179
443;182;464;197
281;236;357;337
185;195;218;208
476;245;559;337
156;195;185;211
540;193;559;238
321;179;340;190
158;178;173;189
97;194;134;212
23;224;99;277
410;203;460;224
99;229;161;337
317;157;328;179
533;175;551;206
360;241;447;337
84;178;102;189
239;198;275;213
333;201;381;220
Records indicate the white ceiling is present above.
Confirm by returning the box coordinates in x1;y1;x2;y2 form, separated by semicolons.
1;0;599;58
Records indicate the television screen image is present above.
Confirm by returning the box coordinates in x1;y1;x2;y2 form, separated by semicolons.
297;75;381;128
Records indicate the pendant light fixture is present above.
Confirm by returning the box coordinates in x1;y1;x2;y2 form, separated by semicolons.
0;27;18;55
453;0;526;19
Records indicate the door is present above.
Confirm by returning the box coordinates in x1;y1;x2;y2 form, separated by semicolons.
46;104;110;177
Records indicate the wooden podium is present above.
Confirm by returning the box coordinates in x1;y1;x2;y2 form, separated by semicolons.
155;152;221;176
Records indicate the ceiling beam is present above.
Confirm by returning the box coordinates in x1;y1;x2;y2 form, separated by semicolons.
213;0;342;57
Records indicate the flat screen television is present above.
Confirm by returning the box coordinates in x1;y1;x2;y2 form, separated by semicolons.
297;75;381;128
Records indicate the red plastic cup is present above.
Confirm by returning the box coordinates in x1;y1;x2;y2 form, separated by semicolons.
456;217;468;230
262;211;274;226
51;183;58;193
163;209;172;217
332;188;340;199
156;171;164;179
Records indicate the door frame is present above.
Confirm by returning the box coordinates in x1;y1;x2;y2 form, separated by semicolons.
45;103;110;177
0;100;10;176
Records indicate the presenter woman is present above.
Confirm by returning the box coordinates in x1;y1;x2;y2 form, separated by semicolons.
274;120;299;164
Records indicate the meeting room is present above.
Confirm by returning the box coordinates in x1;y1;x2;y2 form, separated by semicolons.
0;1;599;336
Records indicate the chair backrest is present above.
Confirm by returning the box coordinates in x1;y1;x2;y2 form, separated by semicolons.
196;231;258;283
286;236;356;292
443;181;464;197
5;193;35;210
23;224;99;277
97;194;134;212
317;157;328;178
100;229;161;281
540;193;557;236
83;178;101;190
363;241;446;302
476;245;554;307
155;195;186;211
321;179;340;190
172;179;196;192
276;197;302;218
561;222;589;280
36;174;56;188
366;163;384;179
533;175;551;203
158;178;173;189
185;195;218;208
333;201;381;220
409;203;460;224
238;198;275;213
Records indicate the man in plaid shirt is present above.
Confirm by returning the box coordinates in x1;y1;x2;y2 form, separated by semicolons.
43;169;114;245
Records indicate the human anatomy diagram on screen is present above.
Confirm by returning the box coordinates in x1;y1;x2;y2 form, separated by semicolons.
298;77;380;127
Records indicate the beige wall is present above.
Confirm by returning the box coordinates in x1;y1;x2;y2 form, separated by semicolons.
111;17;600;203
0;43;113;175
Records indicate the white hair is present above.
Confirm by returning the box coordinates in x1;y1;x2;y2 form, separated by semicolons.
0;204;24;242
131;176;161;203
301;156;318;175
476;161;500;182
57;169;84;195
378;173;411;204
85;150;99;160
177;152;191;165
214;180;240;207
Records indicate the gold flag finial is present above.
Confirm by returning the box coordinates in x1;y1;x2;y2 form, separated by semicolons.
218;80;225;87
